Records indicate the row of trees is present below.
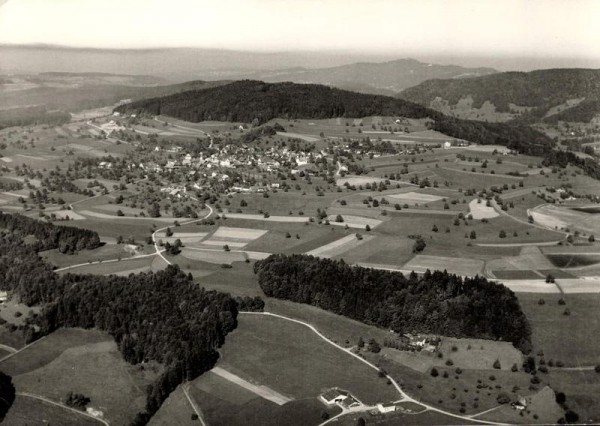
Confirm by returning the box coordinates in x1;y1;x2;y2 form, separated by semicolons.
255;254;532;352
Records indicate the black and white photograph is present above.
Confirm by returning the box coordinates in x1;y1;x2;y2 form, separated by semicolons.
0;0;599;425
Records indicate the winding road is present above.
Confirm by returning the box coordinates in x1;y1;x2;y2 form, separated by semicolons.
239;312;503;426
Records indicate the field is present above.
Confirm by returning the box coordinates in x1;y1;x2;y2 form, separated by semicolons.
189;375;339;426
517;293;600;366
2;395;103;426
403;255;484;276
530;204;600;235
56;254;158;275
1;328;161;425
147;386;198;426
380;337;522;374
41;243;145;268
215;314;399;405
305;234;373;257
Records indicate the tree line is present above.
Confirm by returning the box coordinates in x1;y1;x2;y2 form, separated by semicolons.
254;254;532;352
0;213;248;425
115;80;553;156
0;211;100;253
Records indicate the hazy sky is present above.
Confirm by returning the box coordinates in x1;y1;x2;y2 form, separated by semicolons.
1;0;599;59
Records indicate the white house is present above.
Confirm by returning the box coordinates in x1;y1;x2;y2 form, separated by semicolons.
377;402;396;413
443;141;452;149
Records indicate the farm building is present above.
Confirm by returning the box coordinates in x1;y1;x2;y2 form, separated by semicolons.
377;402;396;413
319;388;349;405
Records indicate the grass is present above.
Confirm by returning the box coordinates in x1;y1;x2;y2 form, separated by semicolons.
226;190;342;216
13;338;158;425
541;369;600;423
0;328;111;376
147;386;198;426
335;409;482;425
380;337;522;374
3;395;102;426
373;355;537;416
547;254;600;268
190;385;339;426
334;235;415;267
57;255;156;276
41;243;141;268
492;270;542;280
265;298;395;348
0;325;27;349
217;314;399;405
517;293;600;366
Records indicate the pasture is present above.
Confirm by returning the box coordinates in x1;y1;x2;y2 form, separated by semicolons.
531;204;600;235
437;337;523;371
402;255;484;276
56;255;156;275
147;386;197;426
305;234;372;258
517;293;600;366
216;314;399;405
376;356;537;417
1;328;161;425
41;243;141;268
2;395;102;426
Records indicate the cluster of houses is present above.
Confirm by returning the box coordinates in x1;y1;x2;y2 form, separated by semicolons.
319;388;399;414
403;333;439;352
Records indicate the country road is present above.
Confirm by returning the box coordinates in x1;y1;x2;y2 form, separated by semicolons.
152;201;214;266
17;392;109;425
239;312;503;426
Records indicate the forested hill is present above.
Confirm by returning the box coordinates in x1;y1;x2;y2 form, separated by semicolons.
115;80;553;156
254;254;532;353
398;69;600;123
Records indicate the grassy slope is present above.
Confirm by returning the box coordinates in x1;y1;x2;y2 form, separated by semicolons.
216;314;399;406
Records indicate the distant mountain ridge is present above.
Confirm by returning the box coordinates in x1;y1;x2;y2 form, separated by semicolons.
116;79;552;156
244;58;497;95
398;69;600;123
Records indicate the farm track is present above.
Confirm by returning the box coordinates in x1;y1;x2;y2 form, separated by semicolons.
239;312;503;426
181;384;208;426
0;335;48;363
492;200;568;238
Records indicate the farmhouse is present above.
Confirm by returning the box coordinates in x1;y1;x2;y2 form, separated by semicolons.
319;388;349;405
377;402;396;413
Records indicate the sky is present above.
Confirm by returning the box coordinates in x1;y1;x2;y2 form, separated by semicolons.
0;0;599;61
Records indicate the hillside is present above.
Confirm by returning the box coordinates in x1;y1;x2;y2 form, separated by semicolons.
398;69;600;123
116;80;553;155
245;58;496;95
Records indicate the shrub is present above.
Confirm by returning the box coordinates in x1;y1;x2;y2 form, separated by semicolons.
496;393;511;404
431;368;439;377
446;359;454;366
493;359;501;369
